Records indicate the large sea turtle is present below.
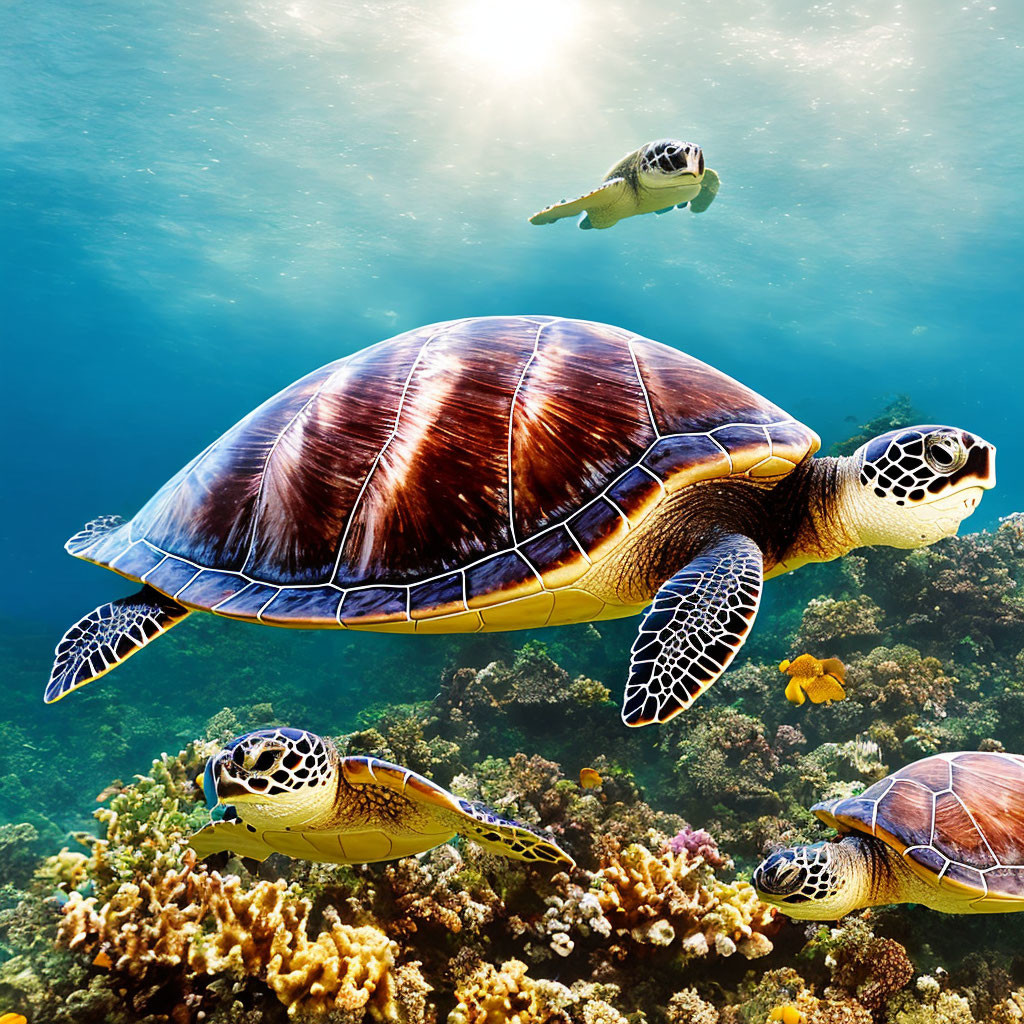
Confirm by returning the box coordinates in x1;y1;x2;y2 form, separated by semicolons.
529;139;720;230
753;752;1024;917
190;727;574;867
47;315;995;725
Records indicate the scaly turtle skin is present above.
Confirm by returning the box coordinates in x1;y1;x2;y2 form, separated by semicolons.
189;728;574;867
753;752;1024;918
529;139;721;230
47;315;995;726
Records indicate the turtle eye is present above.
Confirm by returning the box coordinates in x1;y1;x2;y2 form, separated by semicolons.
252;749;279;773
698;150;704;174
925;432;967;474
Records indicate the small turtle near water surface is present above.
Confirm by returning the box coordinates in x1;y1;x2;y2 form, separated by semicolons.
46;315;994;726
528;139;721;229
754;752;1024;918
190;728;573;867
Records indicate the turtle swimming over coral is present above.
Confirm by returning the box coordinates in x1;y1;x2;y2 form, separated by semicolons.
46;315;995;725
529;139;720;230
190;728;574;867
753;751;1024;918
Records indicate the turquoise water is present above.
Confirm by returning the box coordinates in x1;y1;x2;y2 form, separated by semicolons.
2;0;1022;822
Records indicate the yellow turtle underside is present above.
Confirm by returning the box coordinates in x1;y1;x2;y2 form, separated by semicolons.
325;436;810;635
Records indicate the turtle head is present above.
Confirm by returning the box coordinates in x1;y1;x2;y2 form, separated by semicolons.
203;727;336;826
846;425;995;549
753;841;863;920
638;139;705;187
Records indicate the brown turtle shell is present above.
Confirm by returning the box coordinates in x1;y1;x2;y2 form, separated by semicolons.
814;751;1024;905
70;316;818;626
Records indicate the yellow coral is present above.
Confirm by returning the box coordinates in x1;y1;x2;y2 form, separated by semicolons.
267;911;397;1017
34;847;90;890
582;1001;630;1024
595;843;775;959
58;848;417;1019
448;959;564;1024
187;873;308;977
58;850;207;977
989;989;1024;1024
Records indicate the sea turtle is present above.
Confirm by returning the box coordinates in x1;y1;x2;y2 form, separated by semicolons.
46;315;995;726
190;727;574;867
753;751;1024;918
528;139;720;230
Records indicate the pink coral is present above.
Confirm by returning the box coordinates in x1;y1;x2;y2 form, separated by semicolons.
666;829;731;870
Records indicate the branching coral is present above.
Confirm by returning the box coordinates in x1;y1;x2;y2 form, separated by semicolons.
446;960;634;1024
383;844;502;938
266;907;401;1019
796;597;885;650
58;850;207;977
855;646;957;718
667;988;720;1024
594;843;776;959
447;959;566;1024
819;917;914;1012
666;828;731;870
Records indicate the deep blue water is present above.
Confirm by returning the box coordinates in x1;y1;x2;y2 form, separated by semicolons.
2;0;1022;789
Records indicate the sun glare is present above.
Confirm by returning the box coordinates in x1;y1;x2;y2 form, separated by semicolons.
453;0;581;76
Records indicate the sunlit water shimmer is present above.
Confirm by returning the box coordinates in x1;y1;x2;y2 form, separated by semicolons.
2;0;1022;870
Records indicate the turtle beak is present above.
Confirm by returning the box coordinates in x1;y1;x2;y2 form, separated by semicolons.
204;751;252;807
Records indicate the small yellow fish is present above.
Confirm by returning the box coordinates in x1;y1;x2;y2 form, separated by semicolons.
0;1013;29;1024
779;654;846;706
768;1007;805;1024
93;949;114;969
579;767;603;789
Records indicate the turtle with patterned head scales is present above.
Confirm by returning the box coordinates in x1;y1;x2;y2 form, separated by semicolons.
754;752;1024;918
190;728;574;867
529;139;721;229
45;316;994;726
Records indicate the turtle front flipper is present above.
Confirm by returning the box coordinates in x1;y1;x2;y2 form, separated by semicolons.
528;177;628;228
45;585;191;703
189;819;276;862
688;168;720;213
452;800;575;869
622;533;763;726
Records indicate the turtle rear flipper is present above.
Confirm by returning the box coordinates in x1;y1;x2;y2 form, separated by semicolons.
622;533;763;726
528;177;628;228
453;801;575;868
689;168;720;213
45;585;190;703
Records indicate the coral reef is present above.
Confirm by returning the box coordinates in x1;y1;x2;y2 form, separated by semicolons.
2;471;1024;1022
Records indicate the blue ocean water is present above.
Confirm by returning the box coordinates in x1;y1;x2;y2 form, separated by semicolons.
1;0;1022;824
